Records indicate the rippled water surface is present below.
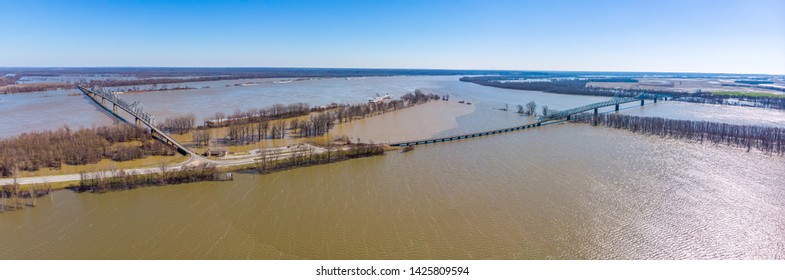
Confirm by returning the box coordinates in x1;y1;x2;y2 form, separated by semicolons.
1;76;784;259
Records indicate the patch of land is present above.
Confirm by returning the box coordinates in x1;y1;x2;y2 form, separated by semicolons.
587;78;785;96
17;154;188;178
1;99;471;188
710;91;785;98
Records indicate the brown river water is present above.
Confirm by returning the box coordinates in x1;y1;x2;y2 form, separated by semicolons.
1;76;784;259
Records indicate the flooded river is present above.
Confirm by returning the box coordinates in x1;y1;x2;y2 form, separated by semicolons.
1;76;784;259
3;76;785;139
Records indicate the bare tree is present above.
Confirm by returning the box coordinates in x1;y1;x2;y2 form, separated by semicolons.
526;101;537;116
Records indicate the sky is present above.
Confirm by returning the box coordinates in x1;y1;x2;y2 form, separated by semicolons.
1;0;783;74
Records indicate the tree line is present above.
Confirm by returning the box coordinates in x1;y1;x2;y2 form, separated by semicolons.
0;125;175;177
254;143;385;174
0;75;20;87
204;102;312;128
0;82;72;94
0;183;51;212
69;164;223;193
202;89;442;146
677;91;785;110
160;113;196;134
569;113;785;155
460;76;785;110
70;143;385;193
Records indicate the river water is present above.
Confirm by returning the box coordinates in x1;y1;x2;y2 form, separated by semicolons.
3;76;785;139
1;76;784;259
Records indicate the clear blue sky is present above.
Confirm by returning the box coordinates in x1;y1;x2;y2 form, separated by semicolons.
1;0;783;74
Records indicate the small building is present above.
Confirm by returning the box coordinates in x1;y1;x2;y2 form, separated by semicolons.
204;147;228;157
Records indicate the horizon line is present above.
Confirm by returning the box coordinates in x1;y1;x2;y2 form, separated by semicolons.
0;66;781;76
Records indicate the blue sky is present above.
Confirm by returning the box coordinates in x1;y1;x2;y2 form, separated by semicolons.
1;0;783;74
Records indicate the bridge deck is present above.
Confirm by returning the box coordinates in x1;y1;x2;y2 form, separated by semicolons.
78;86;192;155
391;93;667;147
390;122;544;146
538;97;638;122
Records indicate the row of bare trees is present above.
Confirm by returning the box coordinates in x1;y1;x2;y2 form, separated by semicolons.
0;125;174;177
0;183;51;212
403;89;441;104
205;102;312;128
215;89;439;130
206;90;442;145
290;113;336;137
254;143;385;174
160;114;196;134
192;130;211;147
0;75;19;87
516;101;539;116
71;164;220;193
570;113;785;155
0;82;72;94
226;120;275;145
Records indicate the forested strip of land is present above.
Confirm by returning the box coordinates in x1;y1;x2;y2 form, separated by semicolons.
569;113;785;155
0;125;175;177
460;76;785;110
199;90;442;146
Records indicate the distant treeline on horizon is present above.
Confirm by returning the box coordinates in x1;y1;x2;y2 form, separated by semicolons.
1;67;780;79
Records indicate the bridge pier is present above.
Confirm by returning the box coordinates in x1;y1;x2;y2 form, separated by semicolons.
640;99;645;106
113;104;118;113
653;97;657;103
615;104;619;111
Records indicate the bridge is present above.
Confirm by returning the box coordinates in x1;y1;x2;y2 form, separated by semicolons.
537;93;667;122
77;86;192;155
390;93;668;147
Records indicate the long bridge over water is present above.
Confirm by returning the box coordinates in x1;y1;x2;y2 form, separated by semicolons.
77;86;191;155
390;93;668;147
79;85;666;150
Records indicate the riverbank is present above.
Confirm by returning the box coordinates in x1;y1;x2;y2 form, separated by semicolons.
460;76;785;110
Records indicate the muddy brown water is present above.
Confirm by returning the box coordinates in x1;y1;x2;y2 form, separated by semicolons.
1;123;783;259
1;76;784;259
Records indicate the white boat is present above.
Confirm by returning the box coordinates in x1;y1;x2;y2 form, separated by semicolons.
369;93;393;103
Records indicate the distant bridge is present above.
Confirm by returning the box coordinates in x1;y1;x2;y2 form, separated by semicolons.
537;93;668;122
77;86;191;155
390;93;668;147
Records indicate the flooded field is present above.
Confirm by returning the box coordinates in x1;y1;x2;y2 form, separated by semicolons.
1;75;784;259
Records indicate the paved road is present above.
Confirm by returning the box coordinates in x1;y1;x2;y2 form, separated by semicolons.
0;144;327;186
